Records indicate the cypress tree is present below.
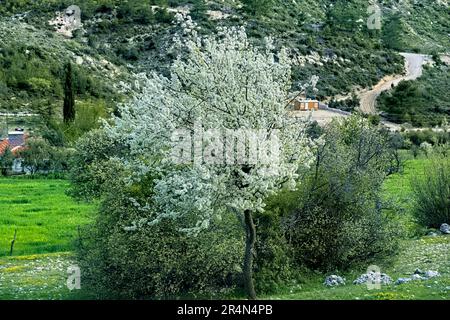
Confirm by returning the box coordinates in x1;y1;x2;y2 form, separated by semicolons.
63;62;75;123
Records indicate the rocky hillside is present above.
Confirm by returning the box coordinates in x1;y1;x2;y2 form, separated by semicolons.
0;0;448;115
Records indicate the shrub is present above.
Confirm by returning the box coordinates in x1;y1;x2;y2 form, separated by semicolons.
277;116;400;271
411;155;450;228
242;0;274;17
154;7;174;24
61;99;107;143
19;137;74;175
19;137;52;174
75;170;243;299
68;129;128;200
42;122;66;147
253;208;296;294
328;95;360;112
0;147;14;176
403;130;450;147
71;130;244;299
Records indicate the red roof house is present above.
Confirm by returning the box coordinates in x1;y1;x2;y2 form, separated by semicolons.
0;139;9;155
0;130;27;156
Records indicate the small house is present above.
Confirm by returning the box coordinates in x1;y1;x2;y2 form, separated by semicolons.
289;97;320;111
0;129;27;174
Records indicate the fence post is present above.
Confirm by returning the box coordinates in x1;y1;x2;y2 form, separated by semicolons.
9;229;17;256
77;225;83;249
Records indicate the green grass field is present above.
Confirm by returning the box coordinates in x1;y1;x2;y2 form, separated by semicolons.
382;156;432;204
382;157;430;236
264;236;450;300
0;159;449;300
0;178;96;257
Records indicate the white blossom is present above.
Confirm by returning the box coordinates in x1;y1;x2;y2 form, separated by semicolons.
109;17;315;234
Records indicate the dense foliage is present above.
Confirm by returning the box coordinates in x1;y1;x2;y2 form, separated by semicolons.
18;137;73;175
265;117;401;271
71;128;244;299
77;183;244;299
378;64;450;127
0;147;14;176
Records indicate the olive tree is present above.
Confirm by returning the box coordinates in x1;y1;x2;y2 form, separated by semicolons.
19;137;51;174
93;15;314;299
0;147;14;176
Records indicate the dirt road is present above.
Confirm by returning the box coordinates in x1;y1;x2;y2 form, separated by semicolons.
294;53;431;131
359;53;428;114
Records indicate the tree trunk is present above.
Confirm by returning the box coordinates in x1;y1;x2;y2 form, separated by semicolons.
243;209;257;300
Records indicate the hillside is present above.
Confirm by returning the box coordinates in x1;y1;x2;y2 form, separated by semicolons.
0;0;448;122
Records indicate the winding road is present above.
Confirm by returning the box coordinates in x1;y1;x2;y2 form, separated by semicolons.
359;53;428;114
293;52;433;131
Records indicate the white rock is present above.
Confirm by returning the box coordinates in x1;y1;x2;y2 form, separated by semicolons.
395;278;412;285
353;272;392;285
424;270;440;278
324;275;346;287
412;274;426;281
440;223;450;234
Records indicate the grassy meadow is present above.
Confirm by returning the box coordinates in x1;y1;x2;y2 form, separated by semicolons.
0;178;95;257
265;236;450;300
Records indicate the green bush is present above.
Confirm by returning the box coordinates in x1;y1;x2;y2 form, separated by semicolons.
403;130;450;147
71;130;244;299
154;7;174;24
78;194;243;299
18;137;74;175
328;95;359;112
68;129;128;200
411;155;450;228
61;99;108;143
253;208;296;294
242;0;274;17
275;116;400;271
0;147;14;176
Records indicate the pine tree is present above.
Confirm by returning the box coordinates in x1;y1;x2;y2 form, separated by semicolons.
63;62;75;123
242;0;273;17
0;147;14;176
191;0;208;22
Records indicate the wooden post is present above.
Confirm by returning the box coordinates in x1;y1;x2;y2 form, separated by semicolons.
9;229;17;256
77;225;83;249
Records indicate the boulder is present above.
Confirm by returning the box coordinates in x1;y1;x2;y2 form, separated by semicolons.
414;268;424;275
424;270;440;278
412;274;426;281
353;272;392;285
395;270;440;285
440;223;450;234
324;275;346;287
395;278;412;285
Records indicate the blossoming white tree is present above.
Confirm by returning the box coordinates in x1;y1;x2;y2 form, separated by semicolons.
105;15;315;299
